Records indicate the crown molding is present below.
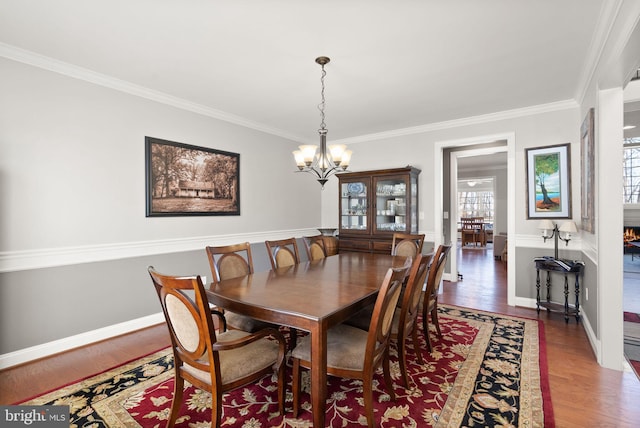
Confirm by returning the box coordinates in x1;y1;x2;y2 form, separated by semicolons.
334;100;578;145
0;42;304;143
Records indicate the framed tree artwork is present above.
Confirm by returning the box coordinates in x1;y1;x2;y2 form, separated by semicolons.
145;137;240;217
526;143;571;219
580;108;595;233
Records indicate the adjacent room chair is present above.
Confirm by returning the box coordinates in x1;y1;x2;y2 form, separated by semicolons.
303;235;327;261
206;243;276;333
265;238;301;270
291;258;412;428
461;217;485;247
148;266;287;428
391;232;425;258
422;244;452;351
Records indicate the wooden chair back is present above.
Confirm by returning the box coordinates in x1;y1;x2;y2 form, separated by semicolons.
205;242;254;284
303;235;327;261
148;266;286;427
393;253;432;386
391;232;425;258
265;238;301;269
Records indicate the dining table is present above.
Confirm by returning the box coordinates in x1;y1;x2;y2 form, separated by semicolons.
206;251;409;428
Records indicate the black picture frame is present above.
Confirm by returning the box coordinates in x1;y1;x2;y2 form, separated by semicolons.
145;137;240;217
580;108;595;233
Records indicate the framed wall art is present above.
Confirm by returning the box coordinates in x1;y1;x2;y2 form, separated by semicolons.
580;108;595;233
526;143;571;219
145;137;240;217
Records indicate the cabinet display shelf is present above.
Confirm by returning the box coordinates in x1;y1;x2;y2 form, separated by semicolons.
534;257;585;323
337;166;420;254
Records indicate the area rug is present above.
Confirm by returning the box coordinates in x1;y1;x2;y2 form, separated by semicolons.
624;311;640;323
20;305;552;427
624;312;640;380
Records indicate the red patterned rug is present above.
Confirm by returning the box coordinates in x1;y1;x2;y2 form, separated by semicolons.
624;311;640;323
20;305;552;427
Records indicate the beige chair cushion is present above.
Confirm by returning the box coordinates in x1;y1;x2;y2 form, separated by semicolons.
292;324;369;371
309;242;326;260
275;248;297;267
183;329;280;385
394;240;418;258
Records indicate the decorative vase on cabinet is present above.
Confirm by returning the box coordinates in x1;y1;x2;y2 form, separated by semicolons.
337;166;420;254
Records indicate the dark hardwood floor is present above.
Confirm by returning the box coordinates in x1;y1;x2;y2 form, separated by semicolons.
1;245;639;427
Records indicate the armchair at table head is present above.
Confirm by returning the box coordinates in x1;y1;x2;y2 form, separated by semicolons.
265;237;301;269
148;266;286;428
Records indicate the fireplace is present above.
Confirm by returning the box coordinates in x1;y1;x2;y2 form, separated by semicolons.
624;226;640;254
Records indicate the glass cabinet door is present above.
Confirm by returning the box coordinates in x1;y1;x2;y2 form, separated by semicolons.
373;175;411;234
340;180;369;232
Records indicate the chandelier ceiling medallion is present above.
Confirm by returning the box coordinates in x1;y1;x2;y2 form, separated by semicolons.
293;56;352;188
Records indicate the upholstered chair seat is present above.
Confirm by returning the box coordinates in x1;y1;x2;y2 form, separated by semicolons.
183;329;282;385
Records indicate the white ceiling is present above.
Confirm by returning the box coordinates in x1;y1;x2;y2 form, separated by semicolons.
0;1;615;144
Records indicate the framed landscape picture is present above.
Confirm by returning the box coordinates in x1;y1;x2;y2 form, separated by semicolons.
526;143;571;219
145;137;240;217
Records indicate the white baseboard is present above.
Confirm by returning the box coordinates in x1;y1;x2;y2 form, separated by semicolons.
0;313;164;370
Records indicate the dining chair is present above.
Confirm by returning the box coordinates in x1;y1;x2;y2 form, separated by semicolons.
391;232;425;258
392;252;432;388
265;237;303;348
291;258;412;428
206;243;276;333
303;235;327;261
460;217;476;247
148;266;287;428
265;237;301;270
422;244;452;351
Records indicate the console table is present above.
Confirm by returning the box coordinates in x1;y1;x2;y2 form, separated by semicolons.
534;257;585;323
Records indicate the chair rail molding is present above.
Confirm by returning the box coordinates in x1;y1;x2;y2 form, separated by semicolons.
0;229;320;273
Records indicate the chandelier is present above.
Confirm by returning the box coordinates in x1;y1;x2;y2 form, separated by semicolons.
293;56;352;188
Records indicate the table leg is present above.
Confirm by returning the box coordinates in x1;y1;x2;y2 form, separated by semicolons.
563;274;570;323
310;325;328;428
574;272;581;322
536;268;541;313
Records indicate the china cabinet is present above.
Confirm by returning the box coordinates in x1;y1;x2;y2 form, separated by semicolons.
337;166;420;253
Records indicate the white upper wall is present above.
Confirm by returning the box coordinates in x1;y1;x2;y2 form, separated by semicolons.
0;57;322;253
321;107;580;239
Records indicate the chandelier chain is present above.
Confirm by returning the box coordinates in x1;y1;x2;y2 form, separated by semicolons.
318;64;326;132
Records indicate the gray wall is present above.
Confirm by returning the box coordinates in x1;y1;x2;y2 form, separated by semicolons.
0;240;305;353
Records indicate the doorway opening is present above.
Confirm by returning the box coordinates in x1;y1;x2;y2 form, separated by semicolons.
433;133;515;305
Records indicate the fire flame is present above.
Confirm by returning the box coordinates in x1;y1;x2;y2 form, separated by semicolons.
624;227;640;243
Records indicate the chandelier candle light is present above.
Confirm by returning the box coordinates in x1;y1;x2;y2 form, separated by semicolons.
293;56;352;188
538;219;578;259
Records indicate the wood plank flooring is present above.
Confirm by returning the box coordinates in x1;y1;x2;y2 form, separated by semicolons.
1;246;639;427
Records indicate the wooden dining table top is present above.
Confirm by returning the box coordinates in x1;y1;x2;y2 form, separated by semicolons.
206;252;409;329
205;251;409;427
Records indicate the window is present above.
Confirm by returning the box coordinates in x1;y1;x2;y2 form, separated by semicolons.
623;138;640;204
458;178;494;223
